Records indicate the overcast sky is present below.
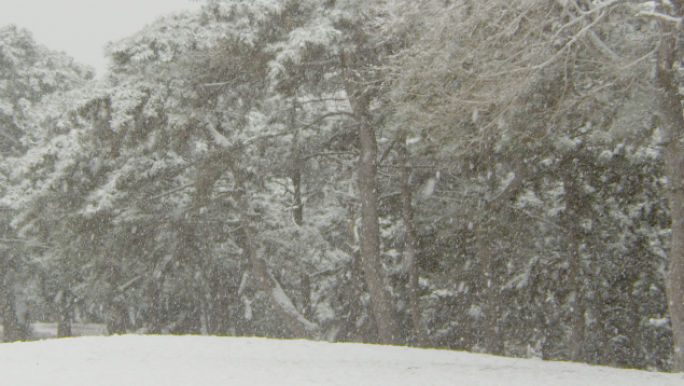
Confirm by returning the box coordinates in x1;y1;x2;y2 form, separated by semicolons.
0;0;203;77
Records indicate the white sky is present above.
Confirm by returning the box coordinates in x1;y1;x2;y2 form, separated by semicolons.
0;0;203;77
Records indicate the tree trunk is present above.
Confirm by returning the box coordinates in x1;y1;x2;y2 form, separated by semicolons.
654;16;684;372
147;281;164;334
235;271;253;336
476;219;504;355
56;289;73;337
344;70;398;344
335;175;374;342
207;269;233;336
236;189;321;340
398;138;428;347
560;156;585;362
0;270;26;342
476;160;524;355
105;298;128;335
293;167;304;226
300;275;313;320
291;98;304;226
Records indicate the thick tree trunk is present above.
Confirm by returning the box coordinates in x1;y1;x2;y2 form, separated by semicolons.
335;176;374;342
343;74;398;344
398;138;428;347
236;190;321;340
654;18;684;372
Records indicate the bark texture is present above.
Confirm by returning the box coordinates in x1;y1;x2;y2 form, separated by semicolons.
654;17;684;372
398;138;428;347
344;63;398;344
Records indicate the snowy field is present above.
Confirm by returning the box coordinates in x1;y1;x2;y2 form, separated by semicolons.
0;335;682;385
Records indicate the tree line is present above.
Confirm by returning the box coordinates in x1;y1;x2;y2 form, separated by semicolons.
1;0;684;372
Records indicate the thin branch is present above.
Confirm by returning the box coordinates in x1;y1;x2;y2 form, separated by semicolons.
586;30;621;62
378;137;400;165
638;11;684;27
297;58;340;67
303;151;357;160
488;160;525;209
490;6;611;78
0;238;51;249
117;275;144;293
507;204;567;231
243;111;356;145
377;164;436;169
149;182;196;200
618;48;657;71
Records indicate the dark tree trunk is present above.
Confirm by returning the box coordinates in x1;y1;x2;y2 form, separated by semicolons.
353;105;397;344
336;177;374;342
56;289;73;337
293;167;304;226
560;155;586;362
0;272;27;342
291;98;304;226
654;18;684;371
147;281;164;334
476;219;504;355
343;55;398;344
105;288;129;335
300;275;312;320
207;269;234;335
477;160;524;355
398;138;428;347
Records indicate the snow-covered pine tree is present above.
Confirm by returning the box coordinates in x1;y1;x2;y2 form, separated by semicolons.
0;25;93;340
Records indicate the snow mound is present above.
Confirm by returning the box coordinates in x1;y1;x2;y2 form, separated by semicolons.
0;335;681;385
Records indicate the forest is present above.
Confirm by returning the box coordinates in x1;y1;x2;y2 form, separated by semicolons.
1;0;684;373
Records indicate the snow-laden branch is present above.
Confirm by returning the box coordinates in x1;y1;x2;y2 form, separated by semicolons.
570;0;629;17
116;275;144;293
205;121;232;148
637;11;684;28
0;237;51;249
243;111;356;145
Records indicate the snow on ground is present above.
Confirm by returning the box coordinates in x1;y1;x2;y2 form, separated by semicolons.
0;335;681;385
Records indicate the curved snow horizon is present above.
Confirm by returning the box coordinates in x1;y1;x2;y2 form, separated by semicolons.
0;335;680;385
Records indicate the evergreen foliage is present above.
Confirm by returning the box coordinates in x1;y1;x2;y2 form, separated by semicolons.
2;0;684;372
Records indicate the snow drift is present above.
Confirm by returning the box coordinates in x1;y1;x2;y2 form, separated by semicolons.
0;335;682;385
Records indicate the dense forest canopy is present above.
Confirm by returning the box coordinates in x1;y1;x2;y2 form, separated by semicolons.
2;0;684;373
